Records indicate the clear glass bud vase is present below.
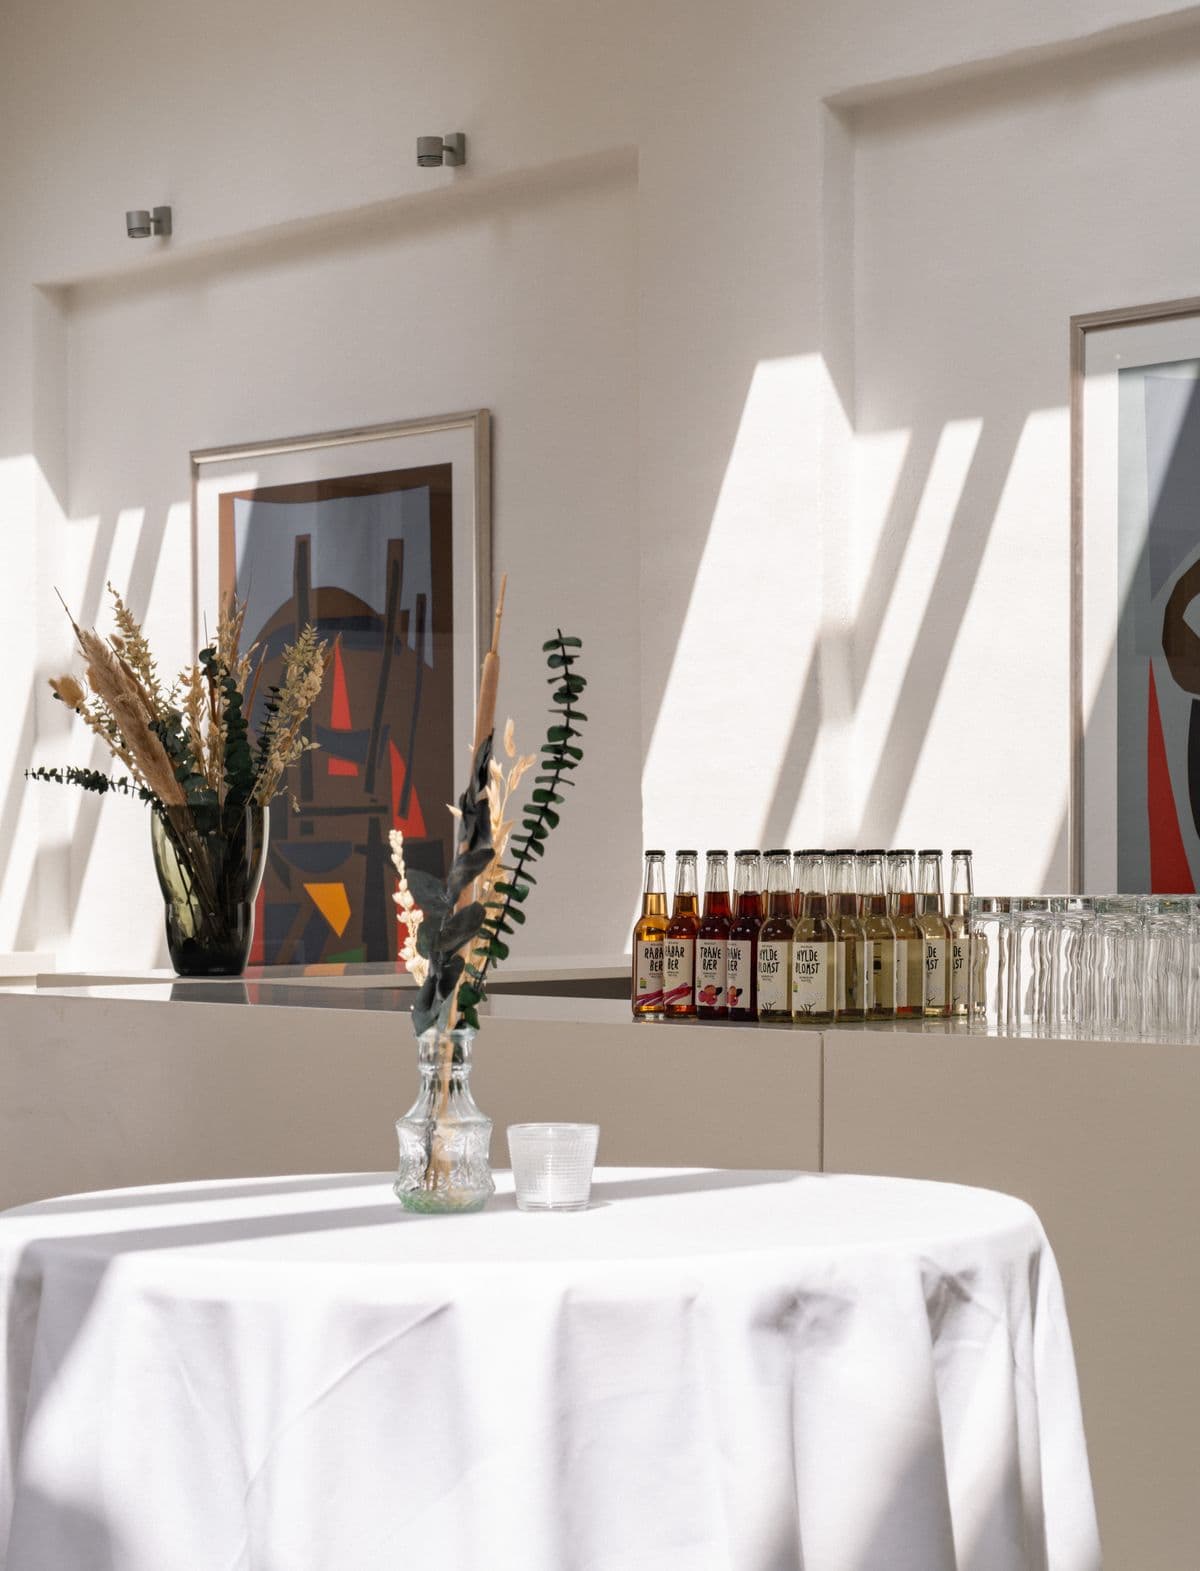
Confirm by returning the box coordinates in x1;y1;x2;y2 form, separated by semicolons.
394;1026;494;1214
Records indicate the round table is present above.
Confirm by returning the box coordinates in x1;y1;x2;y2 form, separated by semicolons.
0;1169;1099;1571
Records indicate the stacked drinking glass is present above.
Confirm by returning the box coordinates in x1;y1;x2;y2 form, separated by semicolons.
968;894;1200;1040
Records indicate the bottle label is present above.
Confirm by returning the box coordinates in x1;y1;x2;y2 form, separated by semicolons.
663;939;695;1007
792;940;831;1016
894;939;907;1009
757;941;790;1013
696;939;727;1010
924;937;947;1008
634;941;664;1010
726;940;752;1012
951;935;970;1013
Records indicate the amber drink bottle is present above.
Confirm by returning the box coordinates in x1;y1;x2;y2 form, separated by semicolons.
791;850;836;1023
632;850;668;1020
886;849;922;1019
830;850;869;1020
696;851;732;1020
756;851;794;1022
727;851;762;1021
949;849;974;1018
917;849;952;1018
859;850;898;1020
663;850;700;1017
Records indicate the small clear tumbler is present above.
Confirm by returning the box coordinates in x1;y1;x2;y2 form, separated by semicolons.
507;1124;600;1212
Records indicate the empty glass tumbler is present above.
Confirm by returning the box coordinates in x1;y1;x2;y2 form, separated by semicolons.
1050;896;1096;1036
1141;896;1192;1039
967;896;1011;1030
1094;896;1142;1039
507;1124;600;1212
1011;897;1055;1034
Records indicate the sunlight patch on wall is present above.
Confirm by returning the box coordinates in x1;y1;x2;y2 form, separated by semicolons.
642;353;828;848
854;417;982;819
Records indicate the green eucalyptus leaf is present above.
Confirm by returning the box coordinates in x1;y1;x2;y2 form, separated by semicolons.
405;868;452;918
439;901;486;955
446;846;494;905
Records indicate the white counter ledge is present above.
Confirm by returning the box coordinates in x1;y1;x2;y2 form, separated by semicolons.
0;981;1195;1566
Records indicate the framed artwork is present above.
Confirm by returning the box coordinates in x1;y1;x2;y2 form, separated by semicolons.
1072;298;1200;894
192;411;491;964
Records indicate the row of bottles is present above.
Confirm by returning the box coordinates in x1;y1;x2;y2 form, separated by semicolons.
632;847;974;1023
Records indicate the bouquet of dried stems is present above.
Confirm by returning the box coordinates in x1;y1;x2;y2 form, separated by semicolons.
389;572;588;1203
30;585;329;973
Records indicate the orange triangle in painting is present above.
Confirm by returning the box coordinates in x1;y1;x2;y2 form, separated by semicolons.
304;882;352;938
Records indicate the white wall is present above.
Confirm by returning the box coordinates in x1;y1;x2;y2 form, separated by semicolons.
849;21;1200;887
4;0;1200;967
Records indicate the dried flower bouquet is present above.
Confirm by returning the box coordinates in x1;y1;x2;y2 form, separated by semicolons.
389;573;588;1202
30;586;329;971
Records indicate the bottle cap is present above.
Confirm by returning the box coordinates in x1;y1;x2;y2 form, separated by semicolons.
764;847;789;856
918;847;942;856
735;848;760;856
951;848;972;856
796;848;824;856
893;848;915;855
675;848;698;856
706;848;727;857
832;847;855;855
644;849;665;856
860;848;886;855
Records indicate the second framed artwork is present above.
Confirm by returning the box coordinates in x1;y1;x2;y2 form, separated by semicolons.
1073;298;1200;894
192;410;491;966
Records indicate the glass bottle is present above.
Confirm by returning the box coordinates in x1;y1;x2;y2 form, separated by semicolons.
727;850;762;1021
631;849;668;1020
791;850;836;1023
756;850;794;1022
696;850;732;1020
859;850;897;1020
886;849;922;1019
917;848;951;1017
664;850;700;1017
829;849;868;1020
949;848;974;1019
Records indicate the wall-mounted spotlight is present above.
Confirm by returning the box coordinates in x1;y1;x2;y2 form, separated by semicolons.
416;133;466;168
125;206;172;239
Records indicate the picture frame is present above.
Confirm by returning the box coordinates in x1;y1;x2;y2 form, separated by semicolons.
1071;297;1200;894
191;410;492;965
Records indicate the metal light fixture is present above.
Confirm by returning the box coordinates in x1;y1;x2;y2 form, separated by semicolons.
125;206;172;239
416;133;466;168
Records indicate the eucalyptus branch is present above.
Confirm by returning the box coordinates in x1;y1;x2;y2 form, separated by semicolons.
25;765;153;801
456;630;587;1027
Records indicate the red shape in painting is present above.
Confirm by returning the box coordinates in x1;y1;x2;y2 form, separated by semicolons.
390;740;427;839
1147;662;1194;893
327;642;358;777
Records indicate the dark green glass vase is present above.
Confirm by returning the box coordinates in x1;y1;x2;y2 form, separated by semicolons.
150;803;268;977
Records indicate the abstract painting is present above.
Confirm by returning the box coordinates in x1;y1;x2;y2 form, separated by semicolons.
1116;358;1200;892
1075;302;1200;893
193;413;490;963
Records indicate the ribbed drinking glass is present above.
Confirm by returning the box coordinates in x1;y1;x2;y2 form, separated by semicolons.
967;896;1011;1031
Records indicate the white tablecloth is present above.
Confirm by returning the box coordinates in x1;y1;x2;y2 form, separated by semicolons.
0;1168;1099;1571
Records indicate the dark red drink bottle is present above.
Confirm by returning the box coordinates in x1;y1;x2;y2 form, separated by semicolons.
727;850;762;1022
696;850;731;1019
